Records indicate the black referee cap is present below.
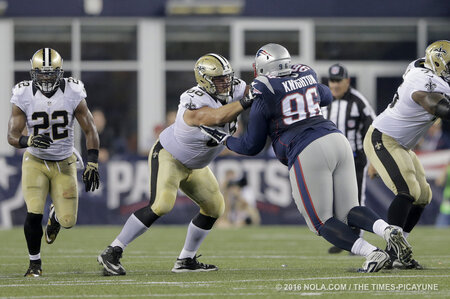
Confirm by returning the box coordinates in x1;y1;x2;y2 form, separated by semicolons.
328;63;348;80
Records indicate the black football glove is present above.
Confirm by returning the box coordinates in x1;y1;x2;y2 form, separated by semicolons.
239;86;256;109
27;134;53;149
83;162;100;192
200;125;230;145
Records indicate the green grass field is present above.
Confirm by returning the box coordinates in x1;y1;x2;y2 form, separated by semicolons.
0;225;449;298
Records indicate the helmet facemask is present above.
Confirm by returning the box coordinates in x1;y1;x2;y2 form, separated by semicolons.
30;67;64;95
30;48;64;95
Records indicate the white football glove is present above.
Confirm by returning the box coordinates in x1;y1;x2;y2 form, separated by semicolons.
200;125;230;145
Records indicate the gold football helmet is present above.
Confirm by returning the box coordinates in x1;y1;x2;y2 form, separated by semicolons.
194;53;234;102
424;40;450;82
30;48;64;95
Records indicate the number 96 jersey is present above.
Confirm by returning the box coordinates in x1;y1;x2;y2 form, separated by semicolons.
10;78;86;160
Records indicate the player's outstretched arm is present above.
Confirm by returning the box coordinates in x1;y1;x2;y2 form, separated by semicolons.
184;85;254;127
412;91;450;119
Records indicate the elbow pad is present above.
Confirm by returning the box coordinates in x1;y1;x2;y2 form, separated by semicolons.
435;98;450;120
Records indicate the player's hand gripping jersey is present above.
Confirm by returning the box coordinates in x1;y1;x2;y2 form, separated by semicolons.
159;78;246;169
373;58;450;150
227;64;338;168
10;78;86;160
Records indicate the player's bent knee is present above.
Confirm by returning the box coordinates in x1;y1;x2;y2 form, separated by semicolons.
201;195;225;219
151;201;175;216
416;184;432;205
58;214;76;228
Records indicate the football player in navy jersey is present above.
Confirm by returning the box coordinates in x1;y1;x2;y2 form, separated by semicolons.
201;43;413;272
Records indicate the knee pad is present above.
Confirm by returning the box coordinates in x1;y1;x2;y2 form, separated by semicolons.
58;214;76;228
200;194;225;219
151;190;176;216
416;184;432;205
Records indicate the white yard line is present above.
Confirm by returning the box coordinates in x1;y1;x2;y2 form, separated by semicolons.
0;274;449;287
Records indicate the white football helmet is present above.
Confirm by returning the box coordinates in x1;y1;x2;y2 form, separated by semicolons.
30;48;64;95
424;40;450;82
194;53;234;102
253;43;292;77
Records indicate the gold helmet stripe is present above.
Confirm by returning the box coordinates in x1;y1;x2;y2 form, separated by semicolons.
44;48;50;68
207;53;232;74
207;53;227;69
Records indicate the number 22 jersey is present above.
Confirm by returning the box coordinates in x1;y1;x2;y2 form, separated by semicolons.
10;78;86;161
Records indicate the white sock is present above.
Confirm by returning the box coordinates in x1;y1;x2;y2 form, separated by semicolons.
351;237;377;257
111;239;125;249
178;221;210;259
29;253;41;261
373;219;389;237
112;214;148;250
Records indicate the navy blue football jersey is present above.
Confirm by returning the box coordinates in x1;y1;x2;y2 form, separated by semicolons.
227;64;340;168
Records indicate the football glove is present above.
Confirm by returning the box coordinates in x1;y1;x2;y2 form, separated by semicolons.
239;87;256;110
83;162;100;192
27;134;53;149
200;125;230;145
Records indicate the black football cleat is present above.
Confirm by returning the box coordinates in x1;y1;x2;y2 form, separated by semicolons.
97;246;126;276
24;260;42;277
171;255;218;273
45;204;61;244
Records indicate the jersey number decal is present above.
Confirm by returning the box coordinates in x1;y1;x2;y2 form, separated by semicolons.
281;87;320;125
32;110;69;140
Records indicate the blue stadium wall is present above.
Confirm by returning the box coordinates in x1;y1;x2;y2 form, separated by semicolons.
0;154;442;227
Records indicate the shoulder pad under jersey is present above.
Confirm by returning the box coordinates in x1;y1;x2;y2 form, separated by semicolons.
404;68;449;94
180;86;212;110
12;80;32;97
65;77;87;99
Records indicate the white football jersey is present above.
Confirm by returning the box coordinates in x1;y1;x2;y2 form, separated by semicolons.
373;59;450;150
160;79;247;169
10;78;86;160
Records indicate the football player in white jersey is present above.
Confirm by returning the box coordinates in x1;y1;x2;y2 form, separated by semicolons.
7;48;100;277
98;53;253;275
364;40;450;269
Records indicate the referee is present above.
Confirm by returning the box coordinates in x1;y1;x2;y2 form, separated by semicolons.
322;63;377;254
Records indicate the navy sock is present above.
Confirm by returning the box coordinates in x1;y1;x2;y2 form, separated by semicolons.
347;206;382;233
318;217;359;252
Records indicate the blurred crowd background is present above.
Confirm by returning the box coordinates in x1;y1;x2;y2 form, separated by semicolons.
0;0;449;228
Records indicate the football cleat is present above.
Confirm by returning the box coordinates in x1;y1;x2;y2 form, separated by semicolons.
383;225;412;265
357;249;390;273
97;246;126;276
24;260;42;277
392;258;424;270
171;255;218;273
45;204;61;244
